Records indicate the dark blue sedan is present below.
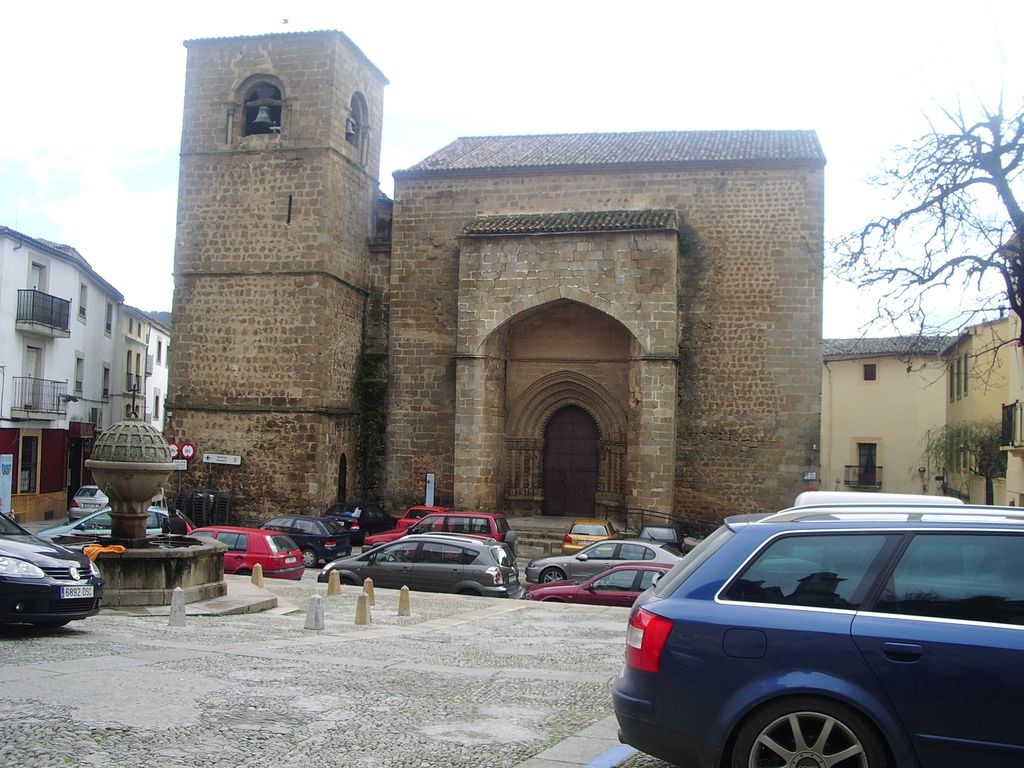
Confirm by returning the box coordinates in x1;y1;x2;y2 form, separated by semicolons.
259;515;352;567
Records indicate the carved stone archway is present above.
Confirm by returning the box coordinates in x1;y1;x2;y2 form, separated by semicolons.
504;371;627;515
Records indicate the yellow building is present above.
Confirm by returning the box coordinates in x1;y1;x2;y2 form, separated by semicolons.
999;313;1024;506
821;337;950;496
942;316;1011;503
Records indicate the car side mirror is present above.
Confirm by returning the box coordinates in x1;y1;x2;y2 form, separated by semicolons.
576;553;588;561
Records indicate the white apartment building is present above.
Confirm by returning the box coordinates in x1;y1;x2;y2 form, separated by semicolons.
146;316;170;433
0;227;170;522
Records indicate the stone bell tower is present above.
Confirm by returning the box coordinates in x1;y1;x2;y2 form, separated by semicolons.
167;31;388;519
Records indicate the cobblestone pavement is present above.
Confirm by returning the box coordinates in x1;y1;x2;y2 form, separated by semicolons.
0;573;642;768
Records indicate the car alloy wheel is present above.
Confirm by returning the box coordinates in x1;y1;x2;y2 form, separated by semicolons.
732;697;887;768
302;549;317;568
539;567;566;583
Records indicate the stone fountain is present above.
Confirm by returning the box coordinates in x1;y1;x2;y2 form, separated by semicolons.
79;420;227;607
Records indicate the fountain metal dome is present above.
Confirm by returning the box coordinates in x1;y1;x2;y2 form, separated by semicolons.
90;420;175;464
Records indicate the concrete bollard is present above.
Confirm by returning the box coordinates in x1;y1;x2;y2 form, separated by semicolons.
398;585;411;616
251;563;265;587
355;592;372;625
168;587;187;627
304;594;325;630
363;577;375;606
327;570;342;596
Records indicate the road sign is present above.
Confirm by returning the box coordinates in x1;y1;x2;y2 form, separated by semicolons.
203;453;241;466
168;443;180;459
172;459;188;471
180;442;196;460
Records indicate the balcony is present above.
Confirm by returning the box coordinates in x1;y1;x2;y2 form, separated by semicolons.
10;377;69;419
1002;401;1024;453
843;465;883;488
15;289;71;338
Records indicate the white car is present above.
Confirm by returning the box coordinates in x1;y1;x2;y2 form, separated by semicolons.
37;506;183;540
69;485;109;519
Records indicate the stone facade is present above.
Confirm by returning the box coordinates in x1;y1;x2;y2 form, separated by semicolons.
169;31;824;524
389;160;824;520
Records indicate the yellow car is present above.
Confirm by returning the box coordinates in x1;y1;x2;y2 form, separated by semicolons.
561;518;618;554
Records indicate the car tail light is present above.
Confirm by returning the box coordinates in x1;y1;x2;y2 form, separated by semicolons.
485;566;503;585
563;534;572;544
325;540;336;548
626;608;673;673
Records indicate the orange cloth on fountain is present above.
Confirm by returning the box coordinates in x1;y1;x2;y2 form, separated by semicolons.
82;544;126;561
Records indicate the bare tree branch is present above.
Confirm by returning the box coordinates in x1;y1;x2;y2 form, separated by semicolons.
834;98;1024;343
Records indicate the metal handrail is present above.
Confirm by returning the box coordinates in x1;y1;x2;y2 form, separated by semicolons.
624;508;721;538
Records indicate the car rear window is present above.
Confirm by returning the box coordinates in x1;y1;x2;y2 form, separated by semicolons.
495;517;510;534
78;487;102;498
653;524;733;598
268;534;298;553
324;520;350;535
571;523;609;536
489;545;514;568
641;527;679;542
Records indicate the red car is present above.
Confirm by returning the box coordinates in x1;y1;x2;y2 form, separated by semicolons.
521;563;671;607
362;506;452;547
190;526;305;580
364;511;517;553
395;505;451;532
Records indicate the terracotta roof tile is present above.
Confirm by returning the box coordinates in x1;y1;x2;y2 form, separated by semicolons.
401;130;824;176
823;336;953;358
461;209;678;236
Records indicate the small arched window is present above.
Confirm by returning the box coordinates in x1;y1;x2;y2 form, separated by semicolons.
346;92;369;164
243;82;283;136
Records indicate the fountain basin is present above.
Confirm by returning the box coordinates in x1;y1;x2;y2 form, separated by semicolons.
58;536;229;606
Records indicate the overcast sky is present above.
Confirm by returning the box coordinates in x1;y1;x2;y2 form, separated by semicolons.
2;1;1022;337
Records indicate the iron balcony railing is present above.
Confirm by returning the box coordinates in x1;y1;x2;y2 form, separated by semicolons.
16;289;71;332
12;377;69;415
843;465;883;488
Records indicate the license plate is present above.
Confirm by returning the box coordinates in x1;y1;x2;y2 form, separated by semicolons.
285;556;297;564
60;585;94;599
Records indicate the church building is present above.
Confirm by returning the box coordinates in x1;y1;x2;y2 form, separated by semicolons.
167;30;825;524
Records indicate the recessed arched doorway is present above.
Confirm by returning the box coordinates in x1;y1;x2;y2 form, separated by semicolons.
543;406;598;517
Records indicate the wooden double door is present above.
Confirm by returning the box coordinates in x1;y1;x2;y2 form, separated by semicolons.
542;406;598;517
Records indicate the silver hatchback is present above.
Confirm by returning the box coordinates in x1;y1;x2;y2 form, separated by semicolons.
525;539;680;583
317;533;521;598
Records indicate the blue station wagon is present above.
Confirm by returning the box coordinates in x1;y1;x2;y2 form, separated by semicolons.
613;495;1024;768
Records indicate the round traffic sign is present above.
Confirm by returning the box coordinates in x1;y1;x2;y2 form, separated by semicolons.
180;442;196;460
168;443;179;459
